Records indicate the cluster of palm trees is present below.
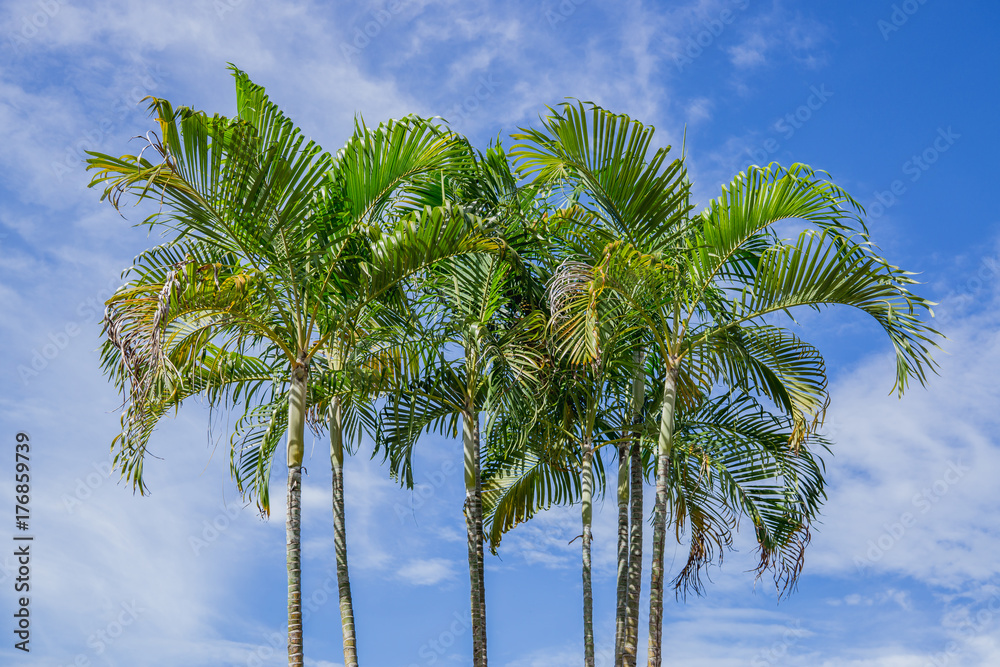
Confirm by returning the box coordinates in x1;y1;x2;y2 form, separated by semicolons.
86;67;939;667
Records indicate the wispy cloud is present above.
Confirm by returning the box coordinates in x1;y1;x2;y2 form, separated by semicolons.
397;557;458;585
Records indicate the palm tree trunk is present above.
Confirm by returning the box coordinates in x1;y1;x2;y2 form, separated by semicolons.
330;393;359;667
614;442;629;667
623;348;646;667
286;355;308;667
463;411;487;667
646;367;678;667
624;437;644;667
581;442;596;667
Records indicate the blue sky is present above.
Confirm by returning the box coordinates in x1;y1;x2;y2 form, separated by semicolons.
0;0;998;665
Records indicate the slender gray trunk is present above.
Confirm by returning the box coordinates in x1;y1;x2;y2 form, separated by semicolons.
614;442;630;667
286;355;308;667
330;392;359;667
463;411;487;667
582;442;595;667
623;348;645;667
646;367;678;667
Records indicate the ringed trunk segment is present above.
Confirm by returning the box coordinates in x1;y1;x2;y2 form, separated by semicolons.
582;445;596;667
463;412;488;667
623;348;646;667
646;366;678;667
286;355;309;666
286;466;304;666
614;442;630;667
330;393;359;667
623;437;644;667
287;355;309;469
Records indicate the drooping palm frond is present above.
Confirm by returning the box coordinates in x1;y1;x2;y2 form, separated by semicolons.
667;393;828;598
685;162;868;309
705;228;940;394
481;446;582;553
686;324;829;435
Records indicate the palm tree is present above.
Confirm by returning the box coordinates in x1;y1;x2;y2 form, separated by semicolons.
90;71;336;664
545;257;648;667
376;247;545;667
551;179;939;666
510;102;689;666
512;102;940;666
374;142;559;667
317;113;476;667
88;68;504;666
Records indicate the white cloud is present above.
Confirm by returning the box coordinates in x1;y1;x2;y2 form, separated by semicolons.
397;557;457;585
728;32;769;67
0;1;989;665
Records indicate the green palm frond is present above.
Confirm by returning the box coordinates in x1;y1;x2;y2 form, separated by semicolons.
338;115;470;228
669;393;828;597
714;228;940;394
481;447;582;553
87;68;334;268
511;101;693;249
